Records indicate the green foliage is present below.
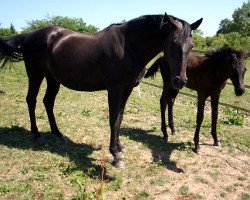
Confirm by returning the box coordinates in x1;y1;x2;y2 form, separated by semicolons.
192;2;250;51
22;15;99;33
241;192;250;200
193;31;250;51
179;185;189;196
135;191;150;200
0;23;16;36
222;108;246;126
0;28;12;37
217;2;250;37
193;34;207;50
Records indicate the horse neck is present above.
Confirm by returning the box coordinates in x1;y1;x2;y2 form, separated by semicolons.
125;16;164;68
212;56;231;83
126;30;163;68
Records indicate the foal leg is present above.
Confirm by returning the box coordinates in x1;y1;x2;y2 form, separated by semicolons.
26;77;44;142
193;94;207;153
167;87;179;135
211;94;220;146
43;74;65;141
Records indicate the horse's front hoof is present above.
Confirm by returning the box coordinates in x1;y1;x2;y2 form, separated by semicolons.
163;136;168;142
113;160;125;169
170;128;176;135
34;137;45;146
193;147;200;154
120;146;127;154
58;135;68;143
213;141;221;147
118;145;127;154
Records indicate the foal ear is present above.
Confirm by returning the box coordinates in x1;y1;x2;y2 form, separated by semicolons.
190;18;203;30
231;53;237;60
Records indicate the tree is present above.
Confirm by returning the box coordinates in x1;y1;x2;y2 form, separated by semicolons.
10;23;16;34
0;23;14;36
193;29;206;50
22;15;99;34
217;1;250;37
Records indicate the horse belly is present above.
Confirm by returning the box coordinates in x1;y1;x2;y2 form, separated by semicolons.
49;63;106;91
48;35;108;91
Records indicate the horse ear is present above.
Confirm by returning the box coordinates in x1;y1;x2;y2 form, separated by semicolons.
190;18;203;30
162;13;178;29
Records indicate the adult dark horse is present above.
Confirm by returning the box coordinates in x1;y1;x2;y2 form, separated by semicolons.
0;14;202;167
145;47;247;153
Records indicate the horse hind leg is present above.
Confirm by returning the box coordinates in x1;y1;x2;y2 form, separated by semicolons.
43;73;66;142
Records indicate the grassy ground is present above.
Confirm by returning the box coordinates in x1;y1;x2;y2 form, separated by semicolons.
0;60;249;200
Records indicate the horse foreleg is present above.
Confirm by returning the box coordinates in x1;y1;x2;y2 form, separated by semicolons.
160;85;169;141
108;86;124;168
168;87;179;135
194;93;207;153
26;77;44;143
116;88;133;153
211;94;220;146
43;74;65;141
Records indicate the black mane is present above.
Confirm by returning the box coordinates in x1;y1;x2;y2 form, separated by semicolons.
205;47;244;60
125;14;192;43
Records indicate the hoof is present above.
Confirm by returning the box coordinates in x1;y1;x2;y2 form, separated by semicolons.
58;135;68;143
193;148;200;154
119;147;127;154
114;160;125;169
163;136;168;142
118;145;127;154
34;137;45;146
213;141;221;147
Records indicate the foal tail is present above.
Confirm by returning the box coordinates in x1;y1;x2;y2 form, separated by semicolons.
144;57;163;78
0;34;29;68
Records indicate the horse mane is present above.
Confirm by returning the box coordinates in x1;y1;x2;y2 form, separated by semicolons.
106;14;192;44
205;47;244;61
126;15;164;31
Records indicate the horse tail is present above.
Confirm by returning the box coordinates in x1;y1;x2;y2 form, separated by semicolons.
144;57;163;78
0;33;29;68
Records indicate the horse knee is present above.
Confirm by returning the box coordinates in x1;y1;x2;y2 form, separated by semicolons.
43;95;54;109
26;95;36;107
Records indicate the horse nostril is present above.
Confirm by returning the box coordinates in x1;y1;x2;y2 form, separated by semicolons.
173;76;186;89
174;77;181;85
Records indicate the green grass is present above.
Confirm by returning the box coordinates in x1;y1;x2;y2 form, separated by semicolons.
0;61;249;199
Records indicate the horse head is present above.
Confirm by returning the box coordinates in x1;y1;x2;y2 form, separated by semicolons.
161;13;202;90
229;49;247;96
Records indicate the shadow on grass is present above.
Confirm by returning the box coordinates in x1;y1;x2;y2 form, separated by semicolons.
121;127;185;173
0;125;112;180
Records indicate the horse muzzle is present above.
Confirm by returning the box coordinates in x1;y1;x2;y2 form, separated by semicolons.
172;76;187;90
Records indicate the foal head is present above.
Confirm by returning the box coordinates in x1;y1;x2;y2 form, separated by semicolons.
162;14;202;89
228;49;247;96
